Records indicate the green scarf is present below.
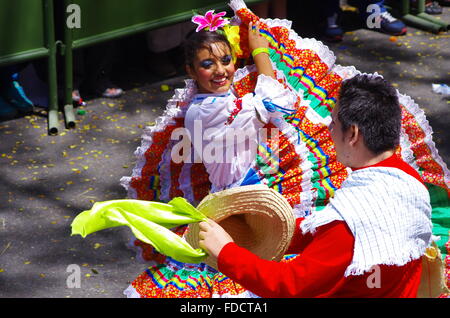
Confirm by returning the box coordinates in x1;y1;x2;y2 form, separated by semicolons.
71;197;208;263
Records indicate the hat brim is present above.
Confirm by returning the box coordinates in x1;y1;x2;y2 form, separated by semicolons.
185;184;295;269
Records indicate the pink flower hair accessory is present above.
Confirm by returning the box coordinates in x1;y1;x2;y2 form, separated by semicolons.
191;10;229;32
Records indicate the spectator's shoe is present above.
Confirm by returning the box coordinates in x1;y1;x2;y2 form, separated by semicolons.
323;12;344;42
91;77;124;99
1;81;34;114
324;25;344;42
425;1;443;14
375;11;407;36
0;96;18;120
72;89;86;106
101;87;123;98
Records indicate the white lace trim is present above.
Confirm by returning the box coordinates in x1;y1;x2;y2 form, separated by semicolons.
233;64;257;83
158;141;176;203
261;17;292;30
228;0;247;12
304;100;332;126
267;117;317;213
123;285;142;298
178;162;196;204
330;64;360;81
399;127;420;172
397;92;450;187
120;79;197;199
297;38;336;68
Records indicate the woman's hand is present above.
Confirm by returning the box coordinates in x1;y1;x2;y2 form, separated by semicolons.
199;219;234;259
248;21;269;52
247;21;275;78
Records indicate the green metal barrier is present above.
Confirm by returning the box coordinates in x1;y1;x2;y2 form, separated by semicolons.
67;0;246;49
61;0;264;130
388;0;449;33
408;0;449;32
3;0;265;135
0;0;60;135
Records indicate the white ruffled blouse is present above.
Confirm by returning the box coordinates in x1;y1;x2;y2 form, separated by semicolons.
184;74;297;191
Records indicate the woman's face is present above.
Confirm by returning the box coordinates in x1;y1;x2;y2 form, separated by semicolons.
187;41;235;94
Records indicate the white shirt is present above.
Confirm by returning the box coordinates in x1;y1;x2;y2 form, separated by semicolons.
184;74;297;191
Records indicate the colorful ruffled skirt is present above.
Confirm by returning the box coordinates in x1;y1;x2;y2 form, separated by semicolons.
120;0;450;298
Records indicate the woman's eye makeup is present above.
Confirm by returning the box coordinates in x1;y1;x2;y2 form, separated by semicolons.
221;55;232;64
199;60;213;68
198;54;232;69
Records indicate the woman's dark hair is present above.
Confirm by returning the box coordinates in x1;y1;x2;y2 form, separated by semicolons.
337;74;402;155
183;30;232;67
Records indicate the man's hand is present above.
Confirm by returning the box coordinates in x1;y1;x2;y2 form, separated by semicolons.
199;219;234;259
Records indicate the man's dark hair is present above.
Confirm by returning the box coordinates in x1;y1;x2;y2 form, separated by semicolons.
183;30;232;67
337;74;402;155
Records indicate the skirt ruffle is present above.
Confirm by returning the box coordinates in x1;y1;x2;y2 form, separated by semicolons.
121;0;450;297
124;254;299;298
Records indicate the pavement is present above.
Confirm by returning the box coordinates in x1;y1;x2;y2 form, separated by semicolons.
0;6;449;298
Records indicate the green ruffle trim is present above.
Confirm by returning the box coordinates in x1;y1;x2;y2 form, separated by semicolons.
427;183;450;258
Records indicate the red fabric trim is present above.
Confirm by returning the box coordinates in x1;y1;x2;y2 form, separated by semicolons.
225;98;243;126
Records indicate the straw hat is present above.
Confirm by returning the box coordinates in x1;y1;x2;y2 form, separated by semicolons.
185;184;296;269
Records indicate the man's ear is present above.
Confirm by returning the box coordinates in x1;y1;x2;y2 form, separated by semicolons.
348;124;359;146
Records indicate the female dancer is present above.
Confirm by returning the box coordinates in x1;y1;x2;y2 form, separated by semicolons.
121;0;449;297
